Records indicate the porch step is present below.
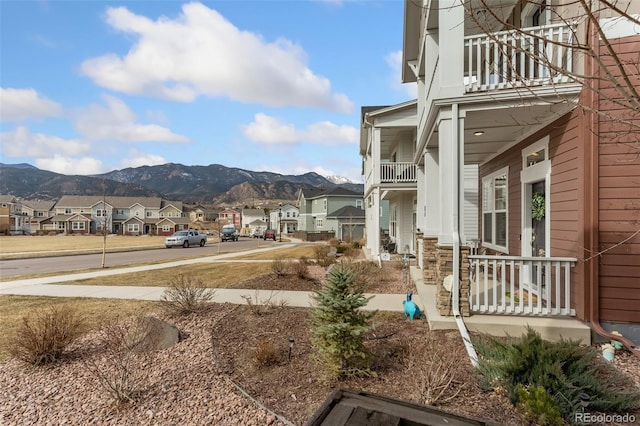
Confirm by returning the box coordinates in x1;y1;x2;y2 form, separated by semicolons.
410;267;591;344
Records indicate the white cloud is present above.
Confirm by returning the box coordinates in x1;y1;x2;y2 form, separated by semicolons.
385;50;418;99
241;113;358;146
35;154;109;175
120;149;167;168
0;88;63;122
74;95;189;143
0;126;90;157
80;3;352;113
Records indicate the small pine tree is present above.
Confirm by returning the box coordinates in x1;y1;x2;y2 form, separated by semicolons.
310;262;377;380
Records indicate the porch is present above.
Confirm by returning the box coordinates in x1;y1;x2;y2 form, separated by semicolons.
468;255;577;316
410;266;590;344
464;23;578;93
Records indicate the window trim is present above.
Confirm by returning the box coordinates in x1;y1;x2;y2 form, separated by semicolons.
482;166;509;252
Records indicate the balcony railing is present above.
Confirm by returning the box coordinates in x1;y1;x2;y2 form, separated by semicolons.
468;255;577;316
379;162;417;184
464;22;577;92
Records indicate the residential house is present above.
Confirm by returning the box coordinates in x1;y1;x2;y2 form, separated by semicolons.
326;205;365;242
20;200;56;234
242;208;268;231
268;203;299;235
48;196;186;235
297;188;363;239
0;195;26;234
396;0;640;341
218;208;241;227
361;102;479;256
184;204;220;223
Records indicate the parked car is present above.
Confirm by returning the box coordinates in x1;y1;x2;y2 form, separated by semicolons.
220;224;239;242
252;229;264;239
165;230;207;248
263;229;277;241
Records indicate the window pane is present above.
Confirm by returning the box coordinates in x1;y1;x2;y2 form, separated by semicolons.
482;181;492;211
494;175;507;210
495;212;507;247
483;213;493;242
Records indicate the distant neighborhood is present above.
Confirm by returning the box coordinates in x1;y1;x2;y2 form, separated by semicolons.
0;186;367;242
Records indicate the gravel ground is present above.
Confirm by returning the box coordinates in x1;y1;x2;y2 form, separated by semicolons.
0;310;287;426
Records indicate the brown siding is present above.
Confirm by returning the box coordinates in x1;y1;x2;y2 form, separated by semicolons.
597;34;640;323
479;109;588;319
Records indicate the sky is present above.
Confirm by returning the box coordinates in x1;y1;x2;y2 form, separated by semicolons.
0;0;416;183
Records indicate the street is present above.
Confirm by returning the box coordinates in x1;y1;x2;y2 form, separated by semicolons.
0;237;278;280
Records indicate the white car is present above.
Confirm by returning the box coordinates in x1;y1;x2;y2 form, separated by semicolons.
165;230;207;248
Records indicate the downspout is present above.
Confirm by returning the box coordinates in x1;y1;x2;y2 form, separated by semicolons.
451;103;479;367
584;24;639;357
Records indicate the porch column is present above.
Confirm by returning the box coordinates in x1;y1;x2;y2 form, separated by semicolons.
424;148;440;238
437;2;465;98
370;188;381;257
372;128;381;184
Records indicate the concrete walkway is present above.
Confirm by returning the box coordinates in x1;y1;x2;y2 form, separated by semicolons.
0;244;406;313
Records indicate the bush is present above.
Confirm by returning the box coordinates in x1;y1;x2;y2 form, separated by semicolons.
252;339;280;367
160;274;216;316
313;245;335;267
474;328;640;423
293;258;309;279
271;257;290;277
310;263;377;380
516;384;564;426
83;319;156;405
9;304;85;365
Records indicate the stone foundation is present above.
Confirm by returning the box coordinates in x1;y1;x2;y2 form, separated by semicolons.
419;238;471;317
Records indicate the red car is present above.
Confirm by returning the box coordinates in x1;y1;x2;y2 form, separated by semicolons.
263;229;277;241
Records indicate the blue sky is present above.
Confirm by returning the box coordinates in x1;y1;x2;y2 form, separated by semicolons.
0;0;415;182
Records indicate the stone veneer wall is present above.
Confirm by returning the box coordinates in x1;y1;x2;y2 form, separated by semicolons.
420;236;470;316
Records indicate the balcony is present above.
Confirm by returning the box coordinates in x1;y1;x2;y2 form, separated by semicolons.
469;255;577;316
464;23;577;93
379;162;417;184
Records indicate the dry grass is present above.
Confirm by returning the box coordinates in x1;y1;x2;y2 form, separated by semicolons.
54;262;268;287
0;295;159;362
0;235;167;259
240;244;318;260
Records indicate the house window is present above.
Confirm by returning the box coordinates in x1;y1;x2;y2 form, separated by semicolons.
58;222;65;230
389;206;397;239
127;223;140;233
316;218;323;228
37;212;44;217
72;221;85;230
356;200;363;208
96;210;106;217
482;167;509;251
162;225;171;232
286;212;290;218
323;200;327;211
65;208;72;214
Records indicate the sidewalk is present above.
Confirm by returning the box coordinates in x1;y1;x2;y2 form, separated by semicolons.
0;243;406;313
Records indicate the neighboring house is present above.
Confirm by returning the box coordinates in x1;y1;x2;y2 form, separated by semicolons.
48;195;186;235
184;204;219;223
326;205;365;242
242;208;268;229
218;208;241;227
20;200;56;234
394;0;639;340
268;203;299;234
0;195;26;235
297;188;363;235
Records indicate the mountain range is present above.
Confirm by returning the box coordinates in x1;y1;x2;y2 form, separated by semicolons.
0;163;363;206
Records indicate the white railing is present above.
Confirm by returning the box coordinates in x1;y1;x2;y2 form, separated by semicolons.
469;255;577;316
379;162;417;183
464;22;577;92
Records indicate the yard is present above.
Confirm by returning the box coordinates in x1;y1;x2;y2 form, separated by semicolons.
0;242;638;425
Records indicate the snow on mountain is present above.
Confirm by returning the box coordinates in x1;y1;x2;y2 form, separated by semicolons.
325;175;353;185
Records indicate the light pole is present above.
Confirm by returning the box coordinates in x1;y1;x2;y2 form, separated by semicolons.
278;203;282;242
